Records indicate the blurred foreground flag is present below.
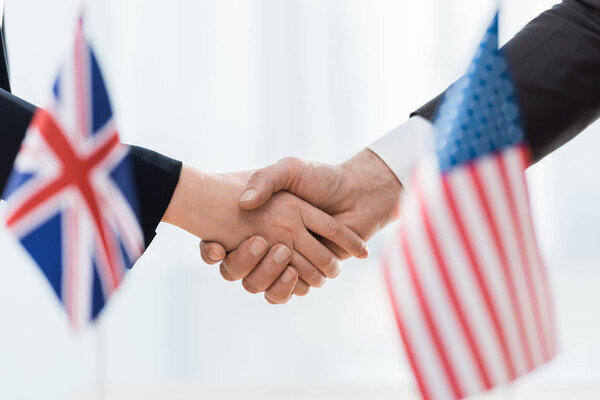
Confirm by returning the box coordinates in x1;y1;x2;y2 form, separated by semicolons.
383;13;556;400
3;19;144;329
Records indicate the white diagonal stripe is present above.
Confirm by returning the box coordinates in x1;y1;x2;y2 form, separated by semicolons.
387;235;455;400
448;167;528;376
479;154;544;367
419;159;510;386
403;173;483;396
505;147;554;359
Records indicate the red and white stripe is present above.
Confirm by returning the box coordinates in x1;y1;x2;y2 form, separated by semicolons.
384;145;555;400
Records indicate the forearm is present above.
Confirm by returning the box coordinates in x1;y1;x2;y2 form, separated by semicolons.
414;0;600;163
341;148;403;231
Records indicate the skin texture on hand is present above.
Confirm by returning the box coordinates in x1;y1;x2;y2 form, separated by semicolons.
203;235;309;304
162;165;369;303
241;149;403;254
200;149;403;303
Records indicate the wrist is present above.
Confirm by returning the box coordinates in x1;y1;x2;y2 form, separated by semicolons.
343;148;403;192
341;148;403;226
162;164;208;235
162;166;255;247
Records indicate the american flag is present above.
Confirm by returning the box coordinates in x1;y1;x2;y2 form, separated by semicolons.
383;14;556;400
2;19;144;329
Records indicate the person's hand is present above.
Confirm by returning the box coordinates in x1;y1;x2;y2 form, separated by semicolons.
242;149;403;251
200;149;403;286
201;235;309;304
162;166;369;303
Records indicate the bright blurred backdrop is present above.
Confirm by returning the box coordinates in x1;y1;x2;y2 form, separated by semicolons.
0;0;599;399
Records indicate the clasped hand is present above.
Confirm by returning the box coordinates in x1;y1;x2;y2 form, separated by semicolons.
163;149;403;304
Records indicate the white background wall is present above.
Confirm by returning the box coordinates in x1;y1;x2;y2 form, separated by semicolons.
1;0;600;399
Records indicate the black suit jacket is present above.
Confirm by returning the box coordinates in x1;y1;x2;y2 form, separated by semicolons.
0;26;181;248
415;0;600;164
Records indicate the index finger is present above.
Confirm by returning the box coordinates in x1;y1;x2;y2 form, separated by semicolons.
299;204;369;259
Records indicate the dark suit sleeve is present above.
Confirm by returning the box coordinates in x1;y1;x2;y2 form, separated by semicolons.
129;145;182;247
413;0;600;163
0;89;34;187
0;89;182;248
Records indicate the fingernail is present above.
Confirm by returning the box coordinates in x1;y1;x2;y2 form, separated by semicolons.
273;246;291;263
264;292;276;304
250;237;268;256
281;267;296;283
239;189;257;203
312;271;327;288
208;249;224;261
361;244;370;259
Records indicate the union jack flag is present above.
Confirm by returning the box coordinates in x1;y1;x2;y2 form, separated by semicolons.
3;19;144;329
383;13;556;400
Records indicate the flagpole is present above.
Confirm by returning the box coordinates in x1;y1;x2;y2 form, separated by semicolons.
96;320;107;400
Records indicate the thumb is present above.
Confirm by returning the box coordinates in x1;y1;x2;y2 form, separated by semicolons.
239;157;303;210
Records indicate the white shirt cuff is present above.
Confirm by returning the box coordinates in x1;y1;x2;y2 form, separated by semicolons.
367;116;435;187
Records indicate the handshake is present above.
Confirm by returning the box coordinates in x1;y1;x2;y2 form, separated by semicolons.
162;149;403;304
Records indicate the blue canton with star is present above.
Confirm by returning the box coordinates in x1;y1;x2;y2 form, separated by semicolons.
433;13;524;173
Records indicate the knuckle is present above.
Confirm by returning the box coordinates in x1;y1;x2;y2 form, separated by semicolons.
279;157;302;170
317;252;335;273
280;196;300;213
271;218;296;239
318;254;341;279
309;269;326;287
326;219;340;238
294;285;309;296
274;219;295;235
328;260;342;278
